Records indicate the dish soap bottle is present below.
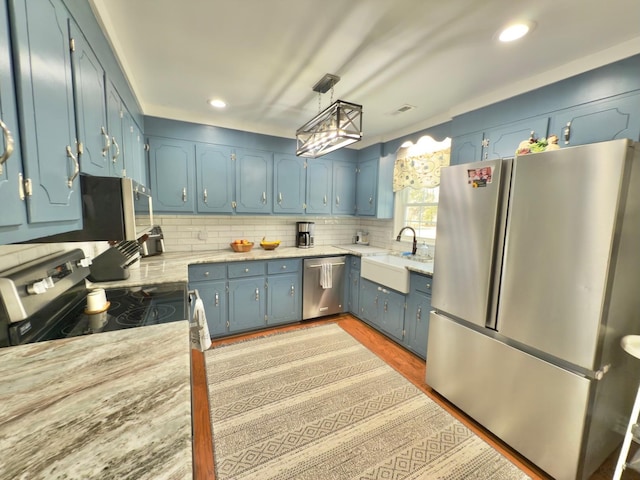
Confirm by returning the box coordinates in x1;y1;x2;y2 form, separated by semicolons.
417;242;429;259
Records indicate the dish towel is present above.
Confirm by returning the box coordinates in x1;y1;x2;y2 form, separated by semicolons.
190;297;212;351
320;263;333;289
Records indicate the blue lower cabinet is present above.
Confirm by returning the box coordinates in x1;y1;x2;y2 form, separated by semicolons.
228;277;266;332
347;257;360;315
359;278;405;341
191;280;228;338
267;273;301;325
404;272;433;359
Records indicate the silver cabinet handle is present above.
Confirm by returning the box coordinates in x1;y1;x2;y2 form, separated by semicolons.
278;192;282;204
66;145;79;187
0;119;14;175
182;187;187;202
245;268;249;273
203;188;208;204
426;283;431;289
261;191;267;204
214;292;219;307
369;196;373;205
323;195;327;205
336;195;340;206
281;265;287;270
101;126;110;156
255;288;260;301
111;136;120;163
417;306;422;321
374;296;378;307
290;285;295;296
384;301;388;313
564;122;571;144
204;271;210;277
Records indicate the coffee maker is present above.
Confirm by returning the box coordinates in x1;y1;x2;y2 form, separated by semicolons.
296;221;315;248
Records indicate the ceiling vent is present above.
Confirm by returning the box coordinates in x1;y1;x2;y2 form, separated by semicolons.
395;104;416;114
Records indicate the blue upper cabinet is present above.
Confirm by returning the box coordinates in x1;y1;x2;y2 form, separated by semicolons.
9;0;82;225
549;92;640;147
273;153;305;214
69;22;110;176
450;132;484;165
235;148;272;213
355;153;394;218
0;0;27;242
148;136;195;212
305;158;332;214
106;80;125;177
332;160;356;215
196;143;234;213
483;117;549;160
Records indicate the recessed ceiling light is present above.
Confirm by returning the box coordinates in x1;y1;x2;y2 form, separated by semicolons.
208;99;227;109
498;22;534;42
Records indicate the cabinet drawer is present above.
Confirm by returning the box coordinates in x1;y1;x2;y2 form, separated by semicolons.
349;255;361;270
267;258;301;275
228;261;266;278
189;263;226;281
411;272;433;295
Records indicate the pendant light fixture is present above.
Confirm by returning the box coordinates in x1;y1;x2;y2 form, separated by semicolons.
296;73;363;158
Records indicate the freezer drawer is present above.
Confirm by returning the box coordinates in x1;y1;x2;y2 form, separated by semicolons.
426;312;591;480
302;257;346;320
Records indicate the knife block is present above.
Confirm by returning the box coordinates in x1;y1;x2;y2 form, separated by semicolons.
88;247;130;282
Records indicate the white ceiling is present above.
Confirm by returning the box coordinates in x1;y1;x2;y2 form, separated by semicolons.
90;0;640;149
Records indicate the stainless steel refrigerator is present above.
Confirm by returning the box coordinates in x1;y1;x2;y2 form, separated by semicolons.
426;139;640;480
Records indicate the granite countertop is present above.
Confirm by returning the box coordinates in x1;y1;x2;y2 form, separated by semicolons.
88;244;433;289
0;321;192;480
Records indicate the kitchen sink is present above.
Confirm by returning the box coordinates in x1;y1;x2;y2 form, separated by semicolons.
360;254;431;294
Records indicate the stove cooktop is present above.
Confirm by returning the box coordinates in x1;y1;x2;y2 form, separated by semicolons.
8;283;187;345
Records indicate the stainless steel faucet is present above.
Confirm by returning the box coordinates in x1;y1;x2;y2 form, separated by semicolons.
396;226;417;255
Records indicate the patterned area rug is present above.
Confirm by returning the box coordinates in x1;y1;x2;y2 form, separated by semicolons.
205;324;531;480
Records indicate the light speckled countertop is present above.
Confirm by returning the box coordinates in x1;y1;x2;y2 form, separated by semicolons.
89;244;433;289
0;321;192;480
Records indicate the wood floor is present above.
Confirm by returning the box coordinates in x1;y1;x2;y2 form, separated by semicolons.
190;314;639;480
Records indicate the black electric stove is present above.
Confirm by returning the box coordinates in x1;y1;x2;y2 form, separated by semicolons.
0;249;187;347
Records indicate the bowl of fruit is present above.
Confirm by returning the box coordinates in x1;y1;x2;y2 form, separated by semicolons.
230;239;254;252
260;237;281;250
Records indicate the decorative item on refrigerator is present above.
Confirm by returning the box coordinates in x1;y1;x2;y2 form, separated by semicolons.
189;294;211;352
320;263;332;289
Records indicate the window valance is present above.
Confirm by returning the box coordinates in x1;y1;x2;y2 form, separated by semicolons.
392;136;451;192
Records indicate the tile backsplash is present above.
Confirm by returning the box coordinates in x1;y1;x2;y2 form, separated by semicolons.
0;215;434;271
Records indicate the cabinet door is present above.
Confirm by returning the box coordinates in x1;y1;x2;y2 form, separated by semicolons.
356;158;377;216
196;144;234;213
148;137;195;212
235;148;272;213
10;0;82;224
105;81;124;177
483;117;549;160
120;107;135;179
332;161;356;214
378;289;405;341
359;278;379;324
0;0;27;239
451;132;483;165
305;158;332;214
405;290;431;359
228;277;266;332
192;280;228;338
348;266;360;315
69;22;109;176
549;92;640;147
267;273;301;325
273;153;305;214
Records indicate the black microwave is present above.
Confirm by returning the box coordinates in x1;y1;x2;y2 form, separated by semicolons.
27;175;153;243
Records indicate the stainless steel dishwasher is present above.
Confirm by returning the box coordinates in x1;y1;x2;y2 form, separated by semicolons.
302;256;346;320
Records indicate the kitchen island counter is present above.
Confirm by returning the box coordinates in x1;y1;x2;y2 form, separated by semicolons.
89;244;432;289
0;321;192;480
